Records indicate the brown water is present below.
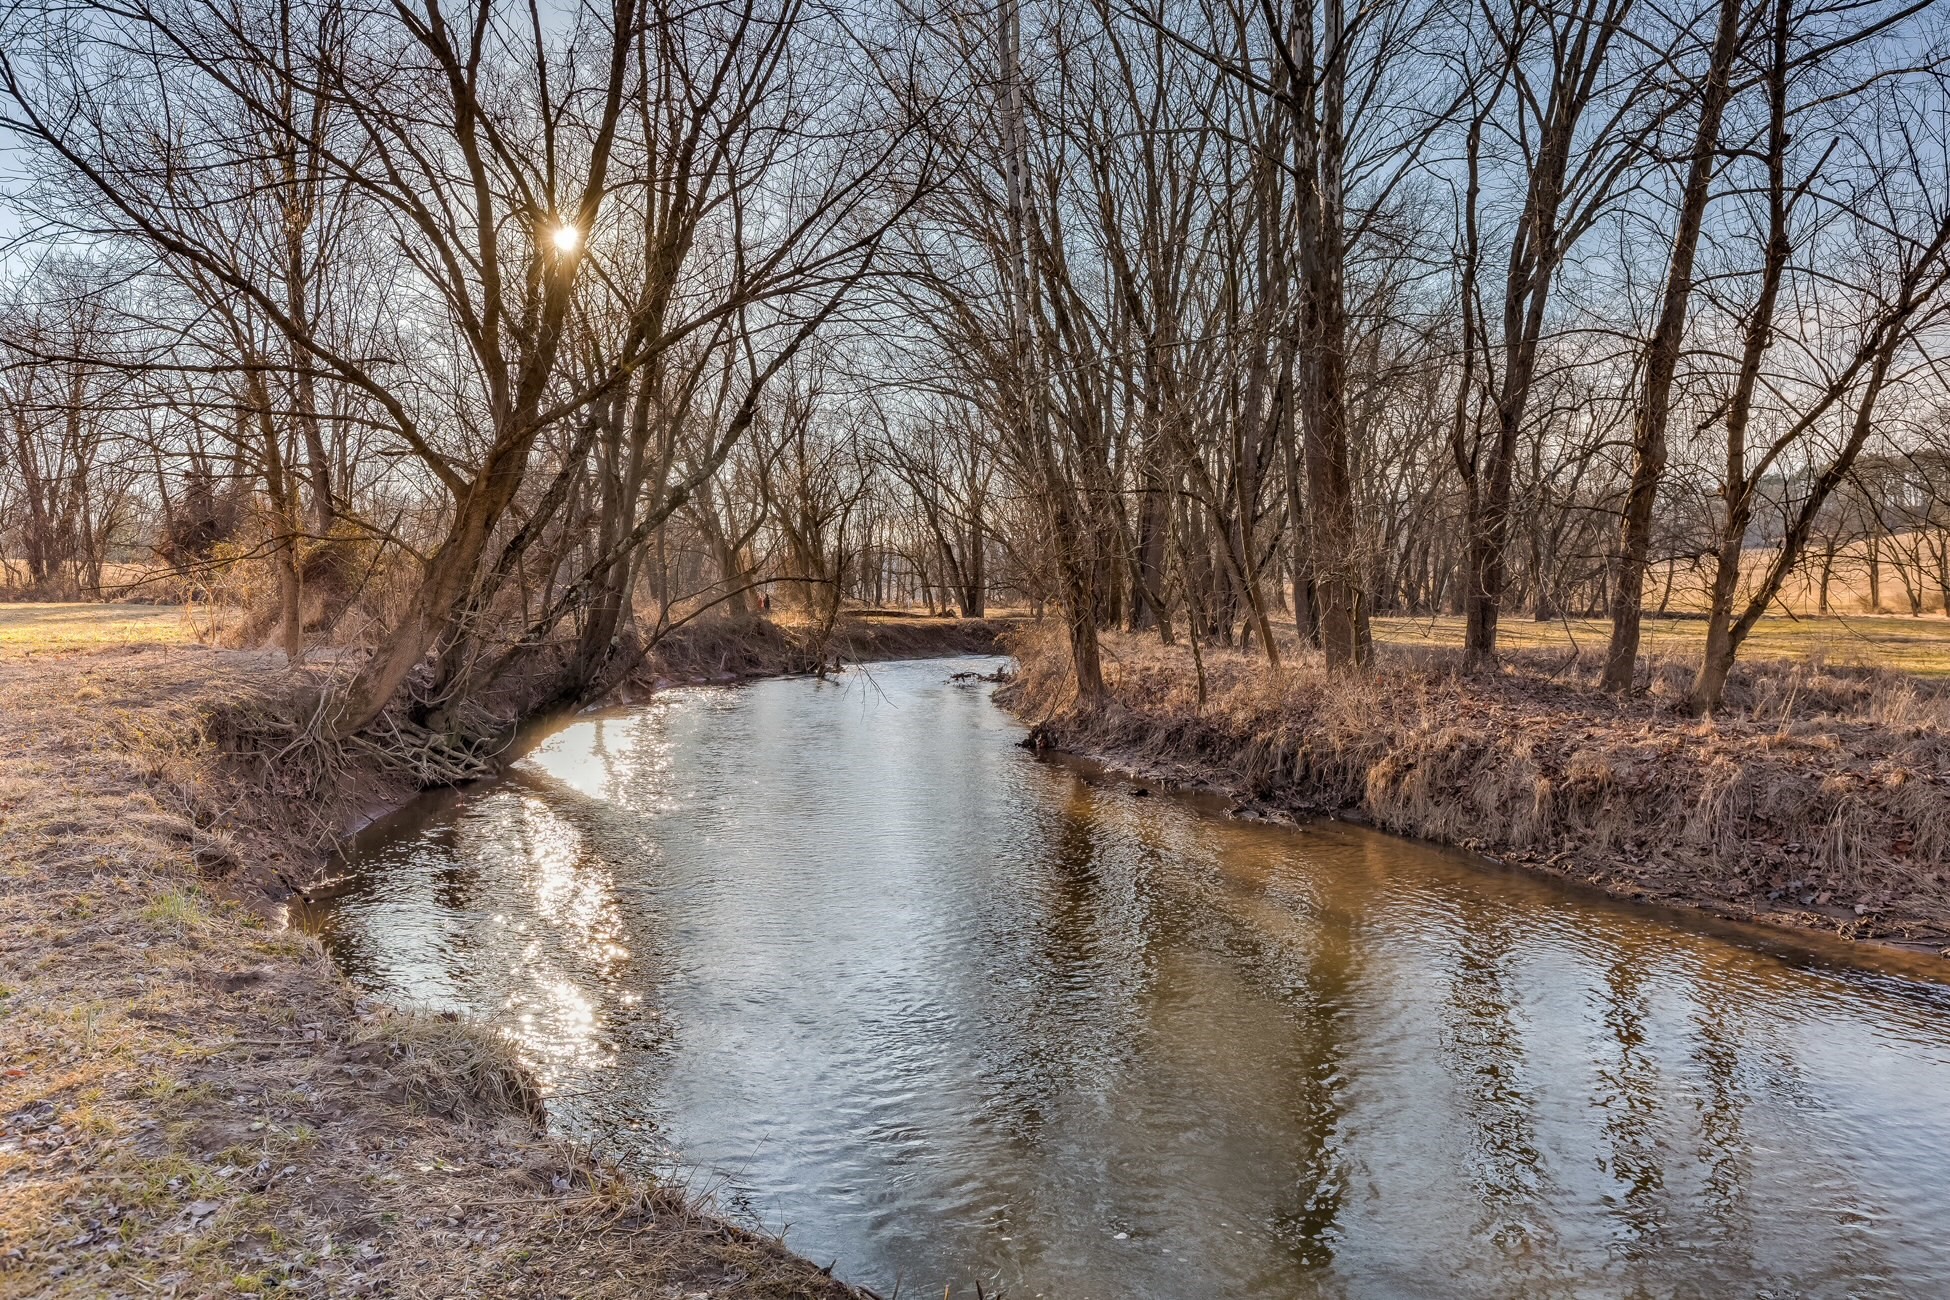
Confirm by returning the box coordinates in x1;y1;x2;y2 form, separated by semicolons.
303;656;1950;1298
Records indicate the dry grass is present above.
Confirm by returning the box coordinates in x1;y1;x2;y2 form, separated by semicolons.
0;603;197;654
0;648;875;1299
0;561;169;600
1373;610;1950;678
1004;624;1950;949
1644;538;1949;620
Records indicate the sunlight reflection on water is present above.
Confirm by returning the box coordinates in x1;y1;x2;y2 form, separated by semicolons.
304;657;1950;1299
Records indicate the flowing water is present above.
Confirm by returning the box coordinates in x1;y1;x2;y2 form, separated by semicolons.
303;656;1950;1298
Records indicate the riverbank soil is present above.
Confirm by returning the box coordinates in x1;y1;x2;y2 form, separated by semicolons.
1002;625;1950;952
0;607;1001;1298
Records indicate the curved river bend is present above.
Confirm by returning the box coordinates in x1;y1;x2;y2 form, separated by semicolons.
304;656;1950;1298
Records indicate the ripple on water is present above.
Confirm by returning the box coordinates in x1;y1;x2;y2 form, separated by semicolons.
309;656;1950;1299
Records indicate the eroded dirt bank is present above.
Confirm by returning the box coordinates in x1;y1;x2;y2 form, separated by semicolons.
998;625;1950;957
0;614;1001;1298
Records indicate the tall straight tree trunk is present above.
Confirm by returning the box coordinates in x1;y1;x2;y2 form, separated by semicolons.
1449;97;1487;653
1867;529;1883;612
1935;532;1950;615
1463;338;1528;669
1284;414;1321;644
1934;532;1950;616
1602;0;1743;691
963;519;987;617
1462;0;1633;670
1286;0;1369;669
241;370;304;663
1228;109;1293;669
283;191;334;537
1001;0;1103;701
1131;458;1169;637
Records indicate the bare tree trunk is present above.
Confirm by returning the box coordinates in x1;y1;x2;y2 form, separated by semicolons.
1602;0;1742;691
1937;531;1950;615
1002;0;1103;701
240;370;304;663
1693;316;1933;711
963;518;987;618
1463;0;1634;670
1866;527;1882;612
1286;0;1368;670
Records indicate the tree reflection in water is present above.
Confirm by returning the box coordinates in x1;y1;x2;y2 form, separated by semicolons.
305;657;1950;1300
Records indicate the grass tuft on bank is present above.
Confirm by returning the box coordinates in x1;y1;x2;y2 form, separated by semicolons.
1001;624;1950;949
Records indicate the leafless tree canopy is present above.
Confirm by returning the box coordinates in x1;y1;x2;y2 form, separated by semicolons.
3;0;1949;728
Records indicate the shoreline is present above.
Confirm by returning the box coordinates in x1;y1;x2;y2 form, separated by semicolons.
14;605;1945;1294
0;615;1003;1299
997;624;1950;969
302;624;1010;913
304;617;1010;887
1032;733;1950;982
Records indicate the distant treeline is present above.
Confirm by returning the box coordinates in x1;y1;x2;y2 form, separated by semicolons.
2;0;1948;726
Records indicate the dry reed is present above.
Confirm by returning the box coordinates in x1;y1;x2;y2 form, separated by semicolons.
1001;624;1950;944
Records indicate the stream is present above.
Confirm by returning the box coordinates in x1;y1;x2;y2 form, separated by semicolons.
301;656;1950;1298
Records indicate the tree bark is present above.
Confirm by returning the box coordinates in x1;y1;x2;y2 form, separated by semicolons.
1602;0;1742;691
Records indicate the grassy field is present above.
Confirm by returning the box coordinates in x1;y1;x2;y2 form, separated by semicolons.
1371;612;1950;679
10;599;1950;679
0;602;195;653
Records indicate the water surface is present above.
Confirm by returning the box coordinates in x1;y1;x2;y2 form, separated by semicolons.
305;657;1950;1298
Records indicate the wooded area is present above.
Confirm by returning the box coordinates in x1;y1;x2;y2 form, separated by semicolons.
3;0;1949;735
